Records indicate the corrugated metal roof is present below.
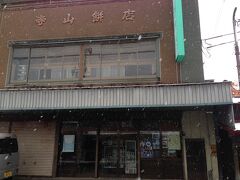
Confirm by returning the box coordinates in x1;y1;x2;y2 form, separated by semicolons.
0;82;233;111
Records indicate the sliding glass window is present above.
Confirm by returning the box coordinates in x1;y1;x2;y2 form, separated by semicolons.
10;46;80;83
83;40;158;80
9;38;159;84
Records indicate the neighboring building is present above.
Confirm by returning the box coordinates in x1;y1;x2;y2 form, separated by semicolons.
0;0;234;179
228;87;240;180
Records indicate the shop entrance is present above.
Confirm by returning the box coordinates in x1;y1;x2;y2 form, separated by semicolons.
57;109;183;179
98;133;137;178
58;130;97;177
140;131;161;179
77;132;97;177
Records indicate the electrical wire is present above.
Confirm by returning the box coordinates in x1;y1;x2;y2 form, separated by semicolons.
206;39;240;49
202;31;240;41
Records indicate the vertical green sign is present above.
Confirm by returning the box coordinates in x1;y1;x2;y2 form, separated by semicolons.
173;0;185;62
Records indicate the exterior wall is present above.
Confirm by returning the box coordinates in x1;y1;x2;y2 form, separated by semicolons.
11;120;56;176
234;147;240;180
0;0;179;88
180;0;204;82
182;111;219;180
0;121;10;132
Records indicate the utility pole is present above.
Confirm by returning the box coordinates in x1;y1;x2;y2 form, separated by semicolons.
233;7;240;88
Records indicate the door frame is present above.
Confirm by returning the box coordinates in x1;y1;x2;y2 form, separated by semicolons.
185;138;208;180
98;132;138;178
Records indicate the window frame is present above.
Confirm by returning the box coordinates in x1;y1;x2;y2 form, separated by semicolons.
83;39;160;81
7;33;161;86
8;45;82;85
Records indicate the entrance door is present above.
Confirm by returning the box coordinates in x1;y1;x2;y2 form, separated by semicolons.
58;131;97;177
140;131;161;179
185;139;208;180
98;134;118;177
98;133;137;178
77;132;96;177
119;134;137;178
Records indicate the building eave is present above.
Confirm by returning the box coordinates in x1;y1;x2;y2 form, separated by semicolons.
0;82;233;111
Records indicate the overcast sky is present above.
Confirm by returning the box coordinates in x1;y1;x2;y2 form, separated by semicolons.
198;0;240;84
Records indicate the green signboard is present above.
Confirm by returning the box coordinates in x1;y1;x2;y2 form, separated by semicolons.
173;0;185;62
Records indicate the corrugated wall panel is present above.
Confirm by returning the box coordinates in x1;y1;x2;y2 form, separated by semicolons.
0;83;233;111
12;120;56;176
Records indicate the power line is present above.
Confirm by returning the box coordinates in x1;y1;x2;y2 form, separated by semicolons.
202;31;240;41
206;39;240;49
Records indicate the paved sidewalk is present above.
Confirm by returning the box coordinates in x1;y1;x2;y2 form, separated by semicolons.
13;177;173;180
13;177;142;180
13;177;179;180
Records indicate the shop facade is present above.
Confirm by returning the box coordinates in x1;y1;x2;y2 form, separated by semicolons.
0;82;234;179
0;0;235;179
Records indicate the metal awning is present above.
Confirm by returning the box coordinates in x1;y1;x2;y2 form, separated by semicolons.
0;82;233;111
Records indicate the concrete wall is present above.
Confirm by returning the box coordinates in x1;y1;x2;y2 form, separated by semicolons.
0;0;180;88
182;111;219;180
234;147;240;180
180;0;204;83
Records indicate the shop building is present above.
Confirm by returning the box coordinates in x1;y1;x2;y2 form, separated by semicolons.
0;0;234;179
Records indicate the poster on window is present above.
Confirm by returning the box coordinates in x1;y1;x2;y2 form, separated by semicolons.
125;140;137;174
152;132;160;149
62;135;75;152
140;138;153;158
167;132;181;150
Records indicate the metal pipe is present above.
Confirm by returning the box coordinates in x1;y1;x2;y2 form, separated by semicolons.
233;7;240;88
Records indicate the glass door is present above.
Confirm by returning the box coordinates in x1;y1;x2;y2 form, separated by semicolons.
58;134;77;177
119;134;137;178
140;131;161;179
77;131;96;177
98;134;119;177
98;132;138;178
58;130;97;177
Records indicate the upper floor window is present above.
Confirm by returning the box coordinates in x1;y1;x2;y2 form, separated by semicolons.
10;46;80;83
83;41;157;80
9;37;159;85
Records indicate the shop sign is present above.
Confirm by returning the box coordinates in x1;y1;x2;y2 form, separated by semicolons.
35;15;47;26
92;11;104;23
122;9;136;21
173;0;185;62
34;9;136;26
63;13;75;24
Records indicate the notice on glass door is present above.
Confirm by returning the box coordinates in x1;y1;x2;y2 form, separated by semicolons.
62;135;75;152
167;132;181;150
